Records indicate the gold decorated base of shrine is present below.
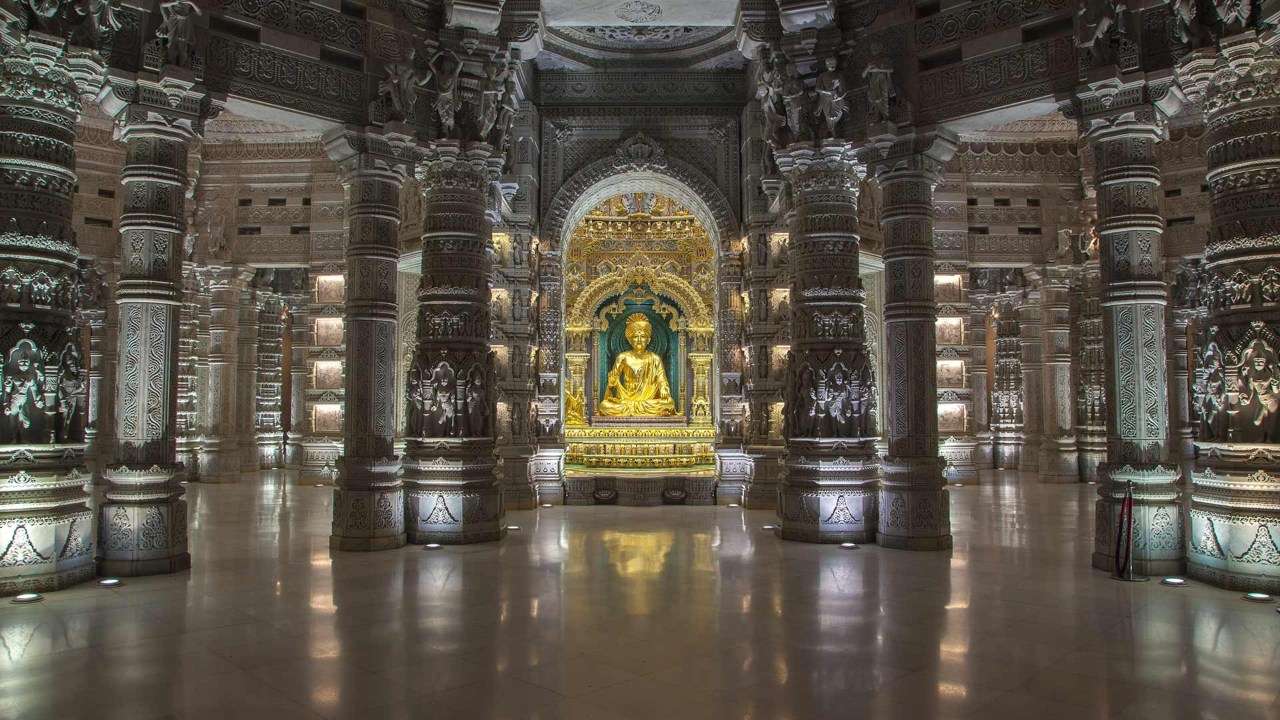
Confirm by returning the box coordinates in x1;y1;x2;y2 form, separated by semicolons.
565;425;716;471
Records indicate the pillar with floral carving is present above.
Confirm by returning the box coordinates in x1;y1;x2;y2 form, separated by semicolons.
324;129;412;551
1038;265;1080;483
98;71;217;576
873;131;957;550
1078;96;1182;575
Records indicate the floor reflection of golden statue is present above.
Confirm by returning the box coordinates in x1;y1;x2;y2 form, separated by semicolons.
597;313;676;417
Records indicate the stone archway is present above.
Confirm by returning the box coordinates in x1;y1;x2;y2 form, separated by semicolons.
543;133;738;253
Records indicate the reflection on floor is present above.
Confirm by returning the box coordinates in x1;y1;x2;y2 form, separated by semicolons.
2;470;1279;720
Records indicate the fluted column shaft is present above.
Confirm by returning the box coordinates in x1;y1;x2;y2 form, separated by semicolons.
0;35;100;594
1086;120;1181;575
875;134;955;550
100;121;196;576
329;148;407;551
1039;267;1079;482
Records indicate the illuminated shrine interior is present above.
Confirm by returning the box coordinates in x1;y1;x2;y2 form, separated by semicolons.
2;0;1280;718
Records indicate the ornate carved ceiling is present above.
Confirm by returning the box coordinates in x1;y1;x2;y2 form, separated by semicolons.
538;25;741;70
542;0;738;27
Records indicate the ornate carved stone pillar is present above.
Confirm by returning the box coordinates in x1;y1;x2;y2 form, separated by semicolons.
199;267;249;483
80;263;112;483
255;290;285;468
967;292;994;470
1167;263;1199;484
1039;266;1080;482
991;296;1025;469
1082;111;1181;575
325;130;412;551
1017;284;1044;474
772;143;880;543
0;31;103;594
1179;33;1280;591
873;132;956;550
284;296;308;469
235;283;260;472
98;74;215;576
403;142;505;545
1075;260;1107;480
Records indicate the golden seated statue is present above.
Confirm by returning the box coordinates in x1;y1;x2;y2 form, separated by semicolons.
597;313;677;417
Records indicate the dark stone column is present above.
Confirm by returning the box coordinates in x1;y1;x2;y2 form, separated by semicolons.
774;143;879;543
324;129;412;551
0;33;103;594
872;132;956;550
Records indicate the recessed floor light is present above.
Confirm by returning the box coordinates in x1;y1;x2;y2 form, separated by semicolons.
540;503;553;508
98;578;122;588
761;524;776;530
506;525;520;531
1087;481;1098;485
1243;592;1274;603
314;483;325;487
11;592;43;604
1160;577;1186;587
951;483;963;488
840;542;859;549
727;503;740;508
424;543;442;550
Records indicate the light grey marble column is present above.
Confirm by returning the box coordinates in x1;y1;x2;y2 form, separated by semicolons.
1039;266;1080;483
968;295;994;470
1081;110;1181;576
873;131;957;550
98;73;214;577
199;267;249;483
1017;284;1043;474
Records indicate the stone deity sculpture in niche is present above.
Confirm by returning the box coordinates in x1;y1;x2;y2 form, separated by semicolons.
597;313;676;417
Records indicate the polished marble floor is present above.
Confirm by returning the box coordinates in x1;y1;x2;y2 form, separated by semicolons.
3;471;1280;720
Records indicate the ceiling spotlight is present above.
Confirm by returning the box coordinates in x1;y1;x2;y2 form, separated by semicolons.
840;542;859;549
1160;577;1186;587
424;543;442;550
11;592;43;604
1243;592;1274;603
98;578;122;588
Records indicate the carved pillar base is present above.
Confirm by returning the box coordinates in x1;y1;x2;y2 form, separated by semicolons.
1077;429;1107;481
744;445;783;509
879;457;953;550
1187;447;1280;592
1091;464;1182;576
529;447;565;505
715;449;752;504
403;439;504;544
941;437;978;484
1039;437;1081;484
992;432;1023;470
778;441;879;543
498;445;535;510
0;448;94;596
98;466;189;577
330;460;406;552
973;431;994;470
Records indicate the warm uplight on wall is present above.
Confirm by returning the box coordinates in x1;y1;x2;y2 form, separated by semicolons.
315;274;345;304
314;317;344;346
313;360;343;389
312;403;343;433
